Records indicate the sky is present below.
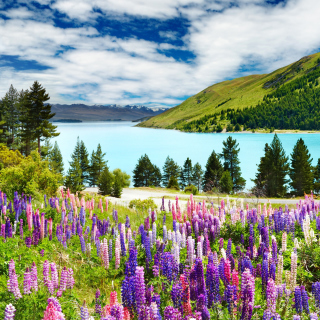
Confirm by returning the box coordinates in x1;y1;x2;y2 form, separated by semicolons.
0;0;320;108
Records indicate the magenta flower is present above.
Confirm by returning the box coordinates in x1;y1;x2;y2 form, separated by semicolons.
4;304;16;320
23;267;31;294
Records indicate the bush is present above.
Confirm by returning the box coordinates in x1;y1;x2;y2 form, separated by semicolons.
234;123;241;131
0;151;61;199
97;167;114;195
167;176;180;190
129;198;157;211
184;184;198;195
0;145;23;170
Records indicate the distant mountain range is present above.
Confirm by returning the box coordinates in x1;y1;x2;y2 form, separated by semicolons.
51;104;167;122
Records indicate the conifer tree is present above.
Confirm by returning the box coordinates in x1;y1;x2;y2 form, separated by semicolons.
192;162;203;191
253;134;289;197
313;159;320;194
221;136;246;192
1;85;19;147
219;170;233;194
203;150;223;191
65;158;84;193
162;156;180;187
98;166;114;195
49;141;64;175
26;81;59;154
89;144;107;186
289;138;313;196
180;157;193;189
79;140;90;184
112;171;123;198
133;154;161;187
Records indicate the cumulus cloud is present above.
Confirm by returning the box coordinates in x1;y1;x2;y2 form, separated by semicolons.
0;0;319;107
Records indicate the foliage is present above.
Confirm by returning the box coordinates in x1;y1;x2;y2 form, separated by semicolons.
0;145;23;170
88;143;107;187
0;151;61;198
219;170;233;194
253;134;289;197
192;162;203;192
48;141;64;179
112;168;130;188
184;184;198;195
128;198;157;211
289;138;314;196
133;154;162;187
203;150;223;191
162;156;180;187
179;157;193;189
97;166;114;195
167;175;180;190
221;136;246;192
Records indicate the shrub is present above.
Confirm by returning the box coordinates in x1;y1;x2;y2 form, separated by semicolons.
167;176;180;190
0;151;61;198
129;198;157;211
184;184;198;195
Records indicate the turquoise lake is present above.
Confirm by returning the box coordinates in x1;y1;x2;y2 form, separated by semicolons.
53;122;320;190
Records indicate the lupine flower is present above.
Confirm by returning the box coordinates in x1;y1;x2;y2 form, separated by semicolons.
42;301;65;320
67;268;75;289
295;287;303;314
163;306;182;320
312;282;320;308
80;301;90;320
50;263;59;289
31;262;38;292
95;289;102;314
301;286;310;314
4;304;16;320
266;279;276;313
23;267;31;294
135;266;146;314
310;313;318;320
8;260;22;299
110;303;124;320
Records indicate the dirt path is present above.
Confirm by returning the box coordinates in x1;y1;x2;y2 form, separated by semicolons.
84;187;301;208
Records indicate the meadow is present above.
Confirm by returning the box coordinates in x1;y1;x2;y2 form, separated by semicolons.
1;189;320;320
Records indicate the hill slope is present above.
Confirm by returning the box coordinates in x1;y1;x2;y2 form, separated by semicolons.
138;52;320;131
51;104;166;122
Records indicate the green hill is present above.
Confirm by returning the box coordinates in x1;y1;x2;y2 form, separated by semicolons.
138;52;320;132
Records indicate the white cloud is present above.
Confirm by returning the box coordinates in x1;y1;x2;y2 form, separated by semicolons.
0;0;320;107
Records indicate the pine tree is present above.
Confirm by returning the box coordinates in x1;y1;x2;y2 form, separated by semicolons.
221;136;246;192
26;81;59;154
65;158;84;193
162;156;180;187
203;150;223;191
98;166;114;195
89;144;107;186
180;158;193;189
133;154;161;187
79;140;90;185
313;159;320;194
112;171;123;198
1;85;19;147
253;134;289;197
219;170;233;194
192;162;203;192
289;138;313;196
49;141;64;175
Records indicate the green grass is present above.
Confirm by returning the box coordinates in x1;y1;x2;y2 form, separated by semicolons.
138;52;320;130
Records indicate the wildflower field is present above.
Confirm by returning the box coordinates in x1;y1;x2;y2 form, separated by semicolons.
1;190;320;320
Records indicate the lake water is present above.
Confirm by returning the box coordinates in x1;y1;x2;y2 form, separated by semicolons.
52;122;320;190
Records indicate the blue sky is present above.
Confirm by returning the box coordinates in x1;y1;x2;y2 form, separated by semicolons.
0;0;319;107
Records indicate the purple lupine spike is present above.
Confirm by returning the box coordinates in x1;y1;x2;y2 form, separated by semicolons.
4;304;16;320
295;287;303;314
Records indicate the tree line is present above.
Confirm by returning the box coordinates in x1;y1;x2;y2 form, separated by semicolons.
133;136;246;194
133;134;320;197
44;138;130;197
0;82;59;155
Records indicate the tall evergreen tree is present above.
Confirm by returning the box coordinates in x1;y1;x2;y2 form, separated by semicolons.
133;154;162;187
221;136;246;192
98;166;114;195
313;159;320;194
203;150;223;191
162;156;180;187
253;134;289;197
112;170;123;198
1;85;19;147
289;138;313;196
192;162;203;191
26;81;59;154
79;140;90;184
219;170;233;194
65;158;84;193
89;144;107;186
180;158;193;189
49;141;64;175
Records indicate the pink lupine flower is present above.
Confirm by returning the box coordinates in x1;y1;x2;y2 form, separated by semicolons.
23;267;31;294
50;263;59;289
31;262;38;292
42;301;65;320
67;268;75;289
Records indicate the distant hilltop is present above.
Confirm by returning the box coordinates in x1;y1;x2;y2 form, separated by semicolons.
51;104;167;122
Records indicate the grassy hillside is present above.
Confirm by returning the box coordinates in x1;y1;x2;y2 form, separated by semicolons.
138;52;320;131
